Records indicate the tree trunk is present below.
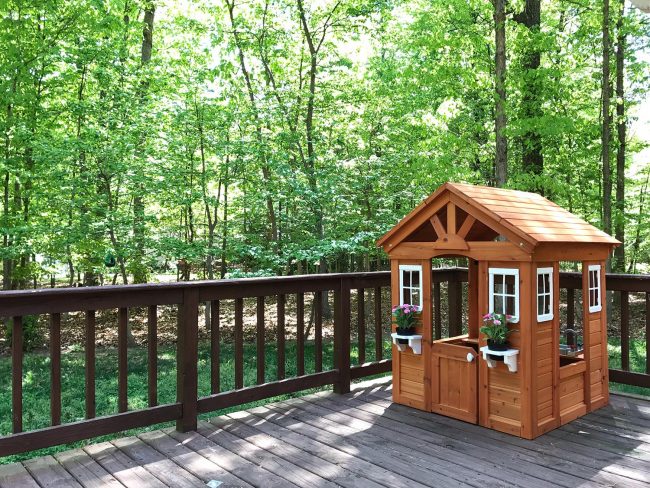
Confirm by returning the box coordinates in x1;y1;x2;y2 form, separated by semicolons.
493;0;508;187
132;2;155;284
514;0;543;188
613;0;626;271
601;0;612;240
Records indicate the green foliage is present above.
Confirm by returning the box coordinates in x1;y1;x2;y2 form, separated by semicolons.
479;313;512;344
0;0;649;286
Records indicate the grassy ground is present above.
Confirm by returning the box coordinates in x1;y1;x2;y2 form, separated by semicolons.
0;337;648;465
0;339;392;464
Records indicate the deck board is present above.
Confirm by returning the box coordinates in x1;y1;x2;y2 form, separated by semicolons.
2;377;650;488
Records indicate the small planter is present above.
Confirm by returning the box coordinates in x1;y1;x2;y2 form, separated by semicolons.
395;327;415;344
487;339;508;361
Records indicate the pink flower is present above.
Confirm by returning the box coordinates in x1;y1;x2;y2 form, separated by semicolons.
483;314;491;319
493;320;501;325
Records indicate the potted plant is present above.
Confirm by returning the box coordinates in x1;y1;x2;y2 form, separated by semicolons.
392;304;420;344
480;312;513;360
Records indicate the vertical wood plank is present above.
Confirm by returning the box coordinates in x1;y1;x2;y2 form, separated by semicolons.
334;279;351;394
434;282;442;340
148;305;158;407
646;293;650;375
297;292;305;376
620;291;630;372
374;287;382;361
256;297;265;384
447;202;456;234
50;313;61;426
210;300;220;394
85;310;96;420
235;298;244;389
176;289;199;432
277;294;286;380
12;316;23;433
357;288;365;365
314;291;323;372
118;308;128;413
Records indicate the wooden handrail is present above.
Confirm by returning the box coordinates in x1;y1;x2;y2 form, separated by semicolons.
1;267;649;457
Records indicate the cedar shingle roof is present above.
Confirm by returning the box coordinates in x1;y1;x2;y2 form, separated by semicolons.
377;182;620;248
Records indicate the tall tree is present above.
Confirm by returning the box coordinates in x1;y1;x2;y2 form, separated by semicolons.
514;0;543;189
613;0;626;271
601;0;613;239
132;2;155;284
493;0;508;187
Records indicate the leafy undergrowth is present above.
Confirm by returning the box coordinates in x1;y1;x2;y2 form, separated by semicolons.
0;339;393;465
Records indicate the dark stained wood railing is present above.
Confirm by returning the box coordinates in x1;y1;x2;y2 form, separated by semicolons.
0;268;649;457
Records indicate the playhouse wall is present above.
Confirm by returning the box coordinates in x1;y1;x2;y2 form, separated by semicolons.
582;260;610;412
532;262;561;436
390;258;431;411
478;261;529;438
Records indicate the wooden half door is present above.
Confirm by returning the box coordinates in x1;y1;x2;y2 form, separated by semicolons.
431;341;478;424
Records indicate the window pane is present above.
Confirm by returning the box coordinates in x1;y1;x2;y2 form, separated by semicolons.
589;289;596;307
411;289;420;307
594;288;599;306
403;288;410;305
403;271;411;287
594;270;599;288
538;274;544;291
494;277;504;294
506;295;515;315
538;295;544;315
494;297;504;314
544;273;550;291
505;274;516;295
411;270;419;287
544;295;551;315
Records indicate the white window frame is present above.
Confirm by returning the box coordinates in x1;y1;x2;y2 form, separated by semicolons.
399;264;422;310
588;264;602;313
488;268;520;323
536;267;554;322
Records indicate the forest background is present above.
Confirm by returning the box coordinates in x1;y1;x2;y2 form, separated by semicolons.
2;0;650;290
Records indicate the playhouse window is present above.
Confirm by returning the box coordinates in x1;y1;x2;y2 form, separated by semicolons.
537;267;553;322
588;264;602;313
488;268;519;323
399;264;422;309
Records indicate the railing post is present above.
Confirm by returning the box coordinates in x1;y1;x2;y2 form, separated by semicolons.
334;278;351;394
177;288;199;432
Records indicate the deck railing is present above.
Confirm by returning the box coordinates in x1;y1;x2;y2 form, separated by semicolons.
0;267;648;456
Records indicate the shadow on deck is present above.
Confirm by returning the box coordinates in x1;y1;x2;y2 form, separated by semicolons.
1;377;649;488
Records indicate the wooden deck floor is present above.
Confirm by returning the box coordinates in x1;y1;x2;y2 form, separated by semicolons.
1;377;650;488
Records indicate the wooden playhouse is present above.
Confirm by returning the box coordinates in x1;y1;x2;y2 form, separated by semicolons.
377;183;620;439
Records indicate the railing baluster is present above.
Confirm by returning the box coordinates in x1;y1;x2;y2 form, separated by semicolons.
256;297;265;384
148;305;158;407
567;288;575;330
334;279;351;394
448;280;462;337
643;291;650;376
177;288;199;432
297;292;305;376
357;288;365;365
118;308;128;413
210;300;220;394
621;291;630;371
50;313;61;426
277;294;286;380
85;310;96;419
235;298;244;389
12;316;23;433
315;291;323;372
374;287;382;361
434;282;441;340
